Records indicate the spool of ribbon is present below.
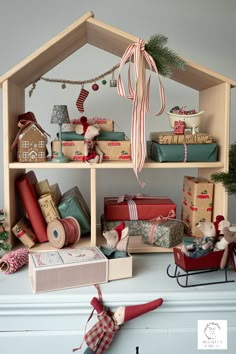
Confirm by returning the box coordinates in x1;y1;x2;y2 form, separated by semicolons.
47;217;81;248
117;38;166;187
0;248;29;274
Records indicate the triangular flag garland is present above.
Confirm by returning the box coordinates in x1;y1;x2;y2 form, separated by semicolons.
117;38;166;187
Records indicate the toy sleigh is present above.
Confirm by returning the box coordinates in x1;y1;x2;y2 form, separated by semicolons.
167;243;236;288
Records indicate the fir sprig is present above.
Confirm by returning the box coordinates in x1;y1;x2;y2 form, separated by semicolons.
211;142;236;195
145;34;186;77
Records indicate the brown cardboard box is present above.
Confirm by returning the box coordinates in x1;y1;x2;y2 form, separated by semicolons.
52;140;131;161
150;131;214;144
182;176;214;237
70;118;114;132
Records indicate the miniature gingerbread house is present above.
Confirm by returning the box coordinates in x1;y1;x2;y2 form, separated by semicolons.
17;123;47;162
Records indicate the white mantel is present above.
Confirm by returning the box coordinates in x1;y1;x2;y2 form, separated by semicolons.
1;253;236;354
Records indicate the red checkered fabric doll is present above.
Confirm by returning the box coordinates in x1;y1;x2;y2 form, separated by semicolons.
74;295;163;354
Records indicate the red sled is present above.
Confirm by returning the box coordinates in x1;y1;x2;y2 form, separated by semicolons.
166;244;236;287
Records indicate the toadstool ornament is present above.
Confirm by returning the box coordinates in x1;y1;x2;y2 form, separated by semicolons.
74;296;163;354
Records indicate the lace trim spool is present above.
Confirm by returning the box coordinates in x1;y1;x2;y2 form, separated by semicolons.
47;217;81;248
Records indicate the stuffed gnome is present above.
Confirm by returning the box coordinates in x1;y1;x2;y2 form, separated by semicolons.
75;116;104;163
74;296;163;354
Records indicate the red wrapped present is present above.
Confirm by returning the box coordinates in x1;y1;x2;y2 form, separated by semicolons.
104;195;176;221
174;120;185;135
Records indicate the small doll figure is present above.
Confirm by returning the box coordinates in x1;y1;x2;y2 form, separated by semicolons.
182;221;217;258
100;222;129;259
74;296;163;354
75;116;104;163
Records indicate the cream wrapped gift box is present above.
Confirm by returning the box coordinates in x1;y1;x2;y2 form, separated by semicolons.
29;247;108;293
29;246;132;293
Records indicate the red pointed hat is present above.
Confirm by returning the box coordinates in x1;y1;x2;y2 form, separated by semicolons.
80;116;89;134
114;221;125;241
214;215;225;235
124;298;163;322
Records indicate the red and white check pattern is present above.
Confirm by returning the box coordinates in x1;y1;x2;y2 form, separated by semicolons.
84;311;120;354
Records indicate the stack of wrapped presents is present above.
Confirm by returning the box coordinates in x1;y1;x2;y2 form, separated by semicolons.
147;131;218;162
51;117;131;161
101;195;184;248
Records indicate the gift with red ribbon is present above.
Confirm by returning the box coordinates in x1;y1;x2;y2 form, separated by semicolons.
174;120;185;135
101;211;183;248
142;217;184;248
104;195;176;221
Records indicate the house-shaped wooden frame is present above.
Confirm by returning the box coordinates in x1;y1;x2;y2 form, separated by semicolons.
1;11;236;251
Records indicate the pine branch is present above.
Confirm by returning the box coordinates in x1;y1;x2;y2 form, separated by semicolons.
145;34;186;77
211;142;236;195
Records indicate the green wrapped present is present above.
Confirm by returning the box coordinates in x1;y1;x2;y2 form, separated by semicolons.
58;187;90;235
147;141;218;162
101;215;184;248
59;131;126;141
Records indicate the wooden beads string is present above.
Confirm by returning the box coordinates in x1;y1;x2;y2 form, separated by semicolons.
47;216;81;249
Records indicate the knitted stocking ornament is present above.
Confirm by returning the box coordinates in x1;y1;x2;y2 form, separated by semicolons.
76;87;89;113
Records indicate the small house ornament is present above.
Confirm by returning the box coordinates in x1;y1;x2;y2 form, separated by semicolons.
11;112;50;163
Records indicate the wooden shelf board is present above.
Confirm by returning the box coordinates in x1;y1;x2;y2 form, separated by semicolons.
9;160;224;169
30;233;173;254
97;233;173;254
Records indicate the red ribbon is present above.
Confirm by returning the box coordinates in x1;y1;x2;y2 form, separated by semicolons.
117;39;166;187
150;209;176;225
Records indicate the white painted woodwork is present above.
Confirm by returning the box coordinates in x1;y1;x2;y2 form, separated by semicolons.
0;253;236;354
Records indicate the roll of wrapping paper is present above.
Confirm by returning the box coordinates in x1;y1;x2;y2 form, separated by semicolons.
0;248;29;274
47;217;81;248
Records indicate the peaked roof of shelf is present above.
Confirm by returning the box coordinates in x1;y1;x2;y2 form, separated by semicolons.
0;11;236;91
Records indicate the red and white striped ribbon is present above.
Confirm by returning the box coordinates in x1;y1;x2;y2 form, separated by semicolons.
117;39;166;187
117;194;161;220
183;143;188;162
0;248;29;274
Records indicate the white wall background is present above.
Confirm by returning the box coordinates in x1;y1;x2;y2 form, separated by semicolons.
0;0;236;221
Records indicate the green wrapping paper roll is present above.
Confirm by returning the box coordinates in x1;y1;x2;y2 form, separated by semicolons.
58;187;90;236
58;131;126;141
147;141;218;162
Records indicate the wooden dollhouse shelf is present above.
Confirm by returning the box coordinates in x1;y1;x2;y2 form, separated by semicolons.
1;11;235;253
29;231;173;254
9;160;224;169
